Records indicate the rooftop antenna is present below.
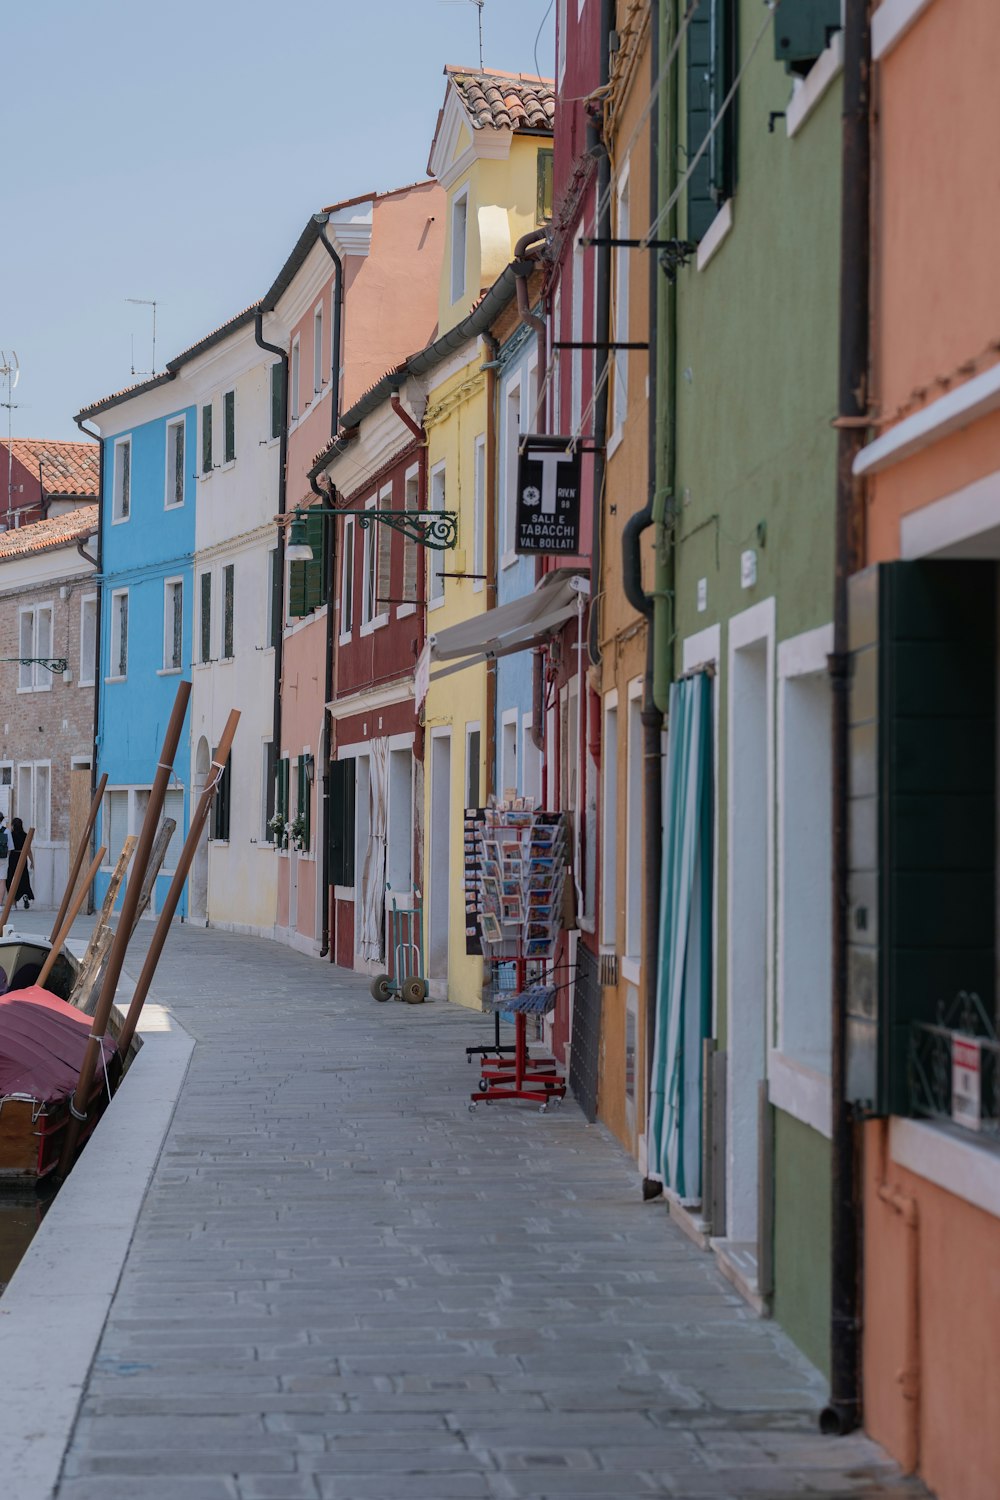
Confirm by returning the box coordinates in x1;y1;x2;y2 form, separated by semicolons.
0;350;20;530
440;0;485;68
126;297;158;378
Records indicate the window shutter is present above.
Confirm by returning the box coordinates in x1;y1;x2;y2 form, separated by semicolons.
223;564;235;658
19;612;34;690
329;758;356;887
117;593;128;677
296;753;311;852
200;572;212;663
212;750;232;841
774;0;841;75
224;390;236;463
202;406;213;473
685;0;736;243
846;561;997;1116
376;517;391;615
288;555;308;619
304;510;327;612
270;363;284;441
277;757;289;821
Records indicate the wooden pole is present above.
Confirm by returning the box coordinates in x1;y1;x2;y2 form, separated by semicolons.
115;710;240;1060
69;836;137;1013
37;847;106;988
59;680;191;1176
49;773;107;944
0;828;35;932
82;819;176;1022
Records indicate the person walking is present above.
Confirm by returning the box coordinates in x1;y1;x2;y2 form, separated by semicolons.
7;817;34;910
0;814;7;903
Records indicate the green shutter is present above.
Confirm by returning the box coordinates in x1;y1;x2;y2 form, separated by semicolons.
536;148;554;223
224;390;235;463
223;564;234;658
685;0;737;243
288;557;308;618
202;405;213;473
304;511;327;612
277;757;289;823
212;751;232;841
296;754;311;853
329;759;355;887
846;562;997;1115
774;0;841;75
200;572;211;663
270;363;284;441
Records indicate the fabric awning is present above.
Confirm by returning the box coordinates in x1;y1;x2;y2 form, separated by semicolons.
428;569;589;682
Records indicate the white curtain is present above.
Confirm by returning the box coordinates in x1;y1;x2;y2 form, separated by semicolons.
360;738;389;961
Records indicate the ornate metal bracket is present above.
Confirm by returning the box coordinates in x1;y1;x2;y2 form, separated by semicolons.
284;506;457;553
1;657;68;674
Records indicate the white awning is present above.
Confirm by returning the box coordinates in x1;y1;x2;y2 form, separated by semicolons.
428;569;589;682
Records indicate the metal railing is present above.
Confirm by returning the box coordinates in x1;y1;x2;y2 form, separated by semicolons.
909;991;1000;1144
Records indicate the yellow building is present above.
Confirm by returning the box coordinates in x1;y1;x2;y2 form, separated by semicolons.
418;66;554;1006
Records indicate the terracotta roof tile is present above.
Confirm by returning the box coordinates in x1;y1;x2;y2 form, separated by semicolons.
0;504;98;561
445;65;555;134
3;439;99;498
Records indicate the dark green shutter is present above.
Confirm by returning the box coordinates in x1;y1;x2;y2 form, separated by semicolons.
329;758;355;887
536;149;554;222
202;405;213;473
270;363;284;441
774;0;841;75
277;756;290;825
296;753;311;852
269;548;282;645
200;572;211;663
224;390;236;463
212;751;232;841
685;0;737;243
223;564;234;658
288;511;326;618
846;561;996;1115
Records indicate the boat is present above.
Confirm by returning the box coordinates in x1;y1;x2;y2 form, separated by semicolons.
0;985;115;1186
0;933;79;1002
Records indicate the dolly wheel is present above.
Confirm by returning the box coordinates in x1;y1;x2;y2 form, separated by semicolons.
401;977;426;1005
370;975;392;1002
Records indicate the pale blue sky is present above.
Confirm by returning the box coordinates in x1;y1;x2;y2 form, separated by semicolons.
0;0;554;440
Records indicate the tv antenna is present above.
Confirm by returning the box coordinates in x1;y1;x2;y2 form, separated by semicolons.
440;0;485;68
126;297;158;378
0;350;20;529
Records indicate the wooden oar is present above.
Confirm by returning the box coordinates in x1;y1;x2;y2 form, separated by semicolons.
115;710;240;1060
0;828;35;932
37;847;106;989
49;773;107;944
59;680;191;1177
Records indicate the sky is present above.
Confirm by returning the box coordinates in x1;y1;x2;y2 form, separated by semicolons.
0;0;555;441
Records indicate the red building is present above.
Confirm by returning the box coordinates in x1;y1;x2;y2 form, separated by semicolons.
0;439;99;529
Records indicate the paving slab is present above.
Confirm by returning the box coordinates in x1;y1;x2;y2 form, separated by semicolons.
0;918;928;1500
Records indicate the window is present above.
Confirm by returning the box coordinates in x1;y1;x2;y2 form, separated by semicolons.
504;378;521;557
269;362;283;441
686;0;736;241
613;171;630;435
551;284;562;432
261;740;275;841
290;336;301;420
17;762;51;841
103;789;128;867
223;389;236;463
329;758;356;886
401;468;418;609
428;464;446;606
360;494;389;628
162;787;184;872
340;518;355;638
450;189;468;303
165;418;185;507
201;404;213;474
79;594;97;687
110;589;128;679
501;713;517;799
522;714;542;808
557;0;567;83
112;437;131;520
774;0;841;75
200;571;212;663
472;435;486;594
223;564;235;658
296;752;311;852
625;682;643;961
536;148;554;223
287;509;328;618
465;725;481;810
313;305;323;392
276;755;290;835
211;750;232;841
387;750;413;890
376;485;391;621
571;239;585;433
18;605;53;692
163;579;183;671
601;694;619;947
267;547;280;648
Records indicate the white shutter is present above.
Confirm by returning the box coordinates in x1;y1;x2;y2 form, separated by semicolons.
18;612;33;690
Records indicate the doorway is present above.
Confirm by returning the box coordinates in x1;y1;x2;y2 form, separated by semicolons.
428;732;451;996
190;737;210;924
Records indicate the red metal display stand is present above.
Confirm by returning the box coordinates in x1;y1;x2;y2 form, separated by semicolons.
468;956;566;1113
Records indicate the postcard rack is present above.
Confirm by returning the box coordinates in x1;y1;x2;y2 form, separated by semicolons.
467;799;568;1113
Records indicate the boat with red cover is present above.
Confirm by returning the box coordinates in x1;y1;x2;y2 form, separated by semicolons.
0;986;116;1186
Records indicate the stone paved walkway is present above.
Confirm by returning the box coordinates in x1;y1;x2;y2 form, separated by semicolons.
47;922;926;1500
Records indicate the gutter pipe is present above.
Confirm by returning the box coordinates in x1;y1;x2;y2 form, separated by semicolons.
621;0;665;1200
254;312;290;892
481;332;499;799
73;414;104;855
821;0;871;1441
587;0;614;671
652;4;679;714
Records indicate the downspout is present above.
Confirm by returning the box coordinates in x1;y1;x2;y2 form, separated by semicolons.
254;312;289;895
481;334;499;800
821;0;871;1441
316;219;345;958
622;0;665;1200
73;415;104;840
652;1;680;716
587;0;614;672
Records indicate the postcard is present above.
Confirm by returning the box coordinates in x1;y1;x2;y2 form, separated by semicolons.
481;913;502;944
526;937;552;958
501;896;523;924
501;879;520;899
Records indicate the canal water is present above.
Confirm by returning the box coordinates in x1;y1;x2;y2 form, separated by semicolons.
0;1189;55;1294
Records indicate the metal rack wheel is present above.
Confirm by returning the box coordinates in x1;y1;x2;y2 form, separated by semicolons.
370;975;392;1002
401;977;426;1005
478;1078;488;1092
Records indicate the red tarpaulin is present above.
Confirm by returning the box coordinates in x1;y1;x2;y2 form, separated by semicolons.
0;986;115;1102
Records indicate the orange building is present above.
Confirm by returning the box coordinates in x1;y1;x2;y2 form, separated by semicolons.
849;2;1000;1495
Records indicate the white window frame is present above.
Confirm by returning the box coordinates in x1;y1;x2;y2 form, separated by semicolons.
164;417;185;509
340;517;355;643
290;335;301;420
450;186;469;304
161;576;184;673
108;587;129;681
601;689;619;949
612;164;630;447
398;465;419;619
313;303;324;393
221;562;235;660
222;389;236;465
624;677;643;971
17;603;54;693
472;434;486;594
464;721;482;811
428;462;447;609
557;0;567;84
502;372;522;565
372;482;392;630
500;708;518;800
17;759;52;843
360;494;388;634
78;592;97;688
521;712;542;808
112;436;131;523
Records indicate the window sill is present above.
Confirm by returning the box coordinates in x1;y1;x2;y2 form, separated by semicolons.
606;425;625;460
696;200;733;271
872;0;938;60
397;603;417;619
104;675;127;684
164;500;184;512
427;596;446;612
767;1049;831;1140
359;614;389;637
218;655;235;665
501;550;519;571
194;660;212;670
890;1115;1000;1220
786;32;843;138
209;839;230;848
111;514;130;525
157;668;183;677
338;631;353;646
221;459;236;472
621;954;641;985
16;686;51;695
78;679;95;690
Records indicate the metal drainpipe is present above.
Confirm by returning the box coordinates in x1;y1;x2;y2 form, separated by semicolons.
315;219;344;958
587;0;614;672
652;1;680;717
73;415;104;843
620;0;666;1201
253;312;290;889
821;0;871;1441
481;334;499;800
